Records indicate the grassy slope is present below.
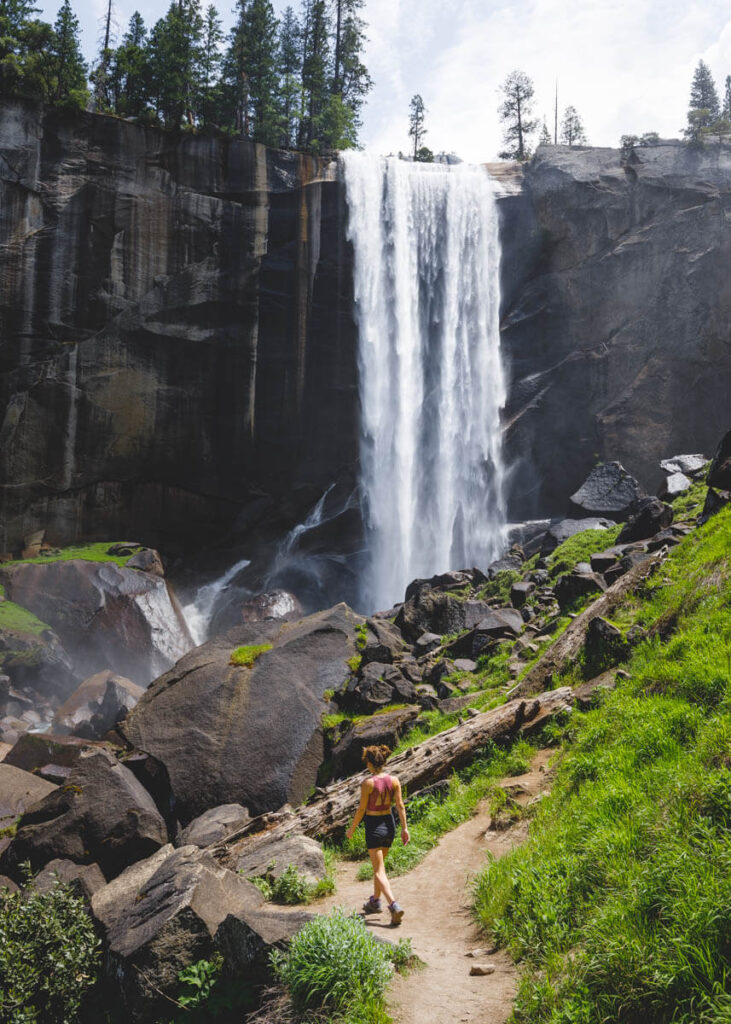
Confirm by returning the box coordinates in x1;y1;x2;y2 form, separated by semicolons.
3;542;139;569
473;504;731;1024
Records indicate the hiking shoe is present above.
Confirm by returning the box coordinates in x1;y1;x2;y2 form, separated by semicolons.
362;895;382;914
388;901;404;926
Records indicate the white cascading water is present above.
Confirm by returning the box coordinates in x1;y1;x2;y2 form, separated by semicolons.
341;152;507;612
182;557;251;645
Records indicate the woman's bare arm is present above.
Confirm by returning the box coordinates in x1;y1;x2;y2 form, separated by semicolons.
392;778;410;844
346;780;372;839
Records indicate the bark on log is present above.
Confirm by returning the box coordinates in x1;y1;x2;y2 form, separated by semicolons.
215;686;574;866
508;552;665;699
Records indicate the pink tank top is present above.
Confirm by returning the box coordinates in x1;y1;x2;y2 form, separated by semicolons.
367;774;394;812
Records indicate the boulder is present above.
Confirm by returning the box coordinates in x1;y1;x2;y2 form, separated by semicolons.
125;548;165;577
454;658;477;673
32;858;106;900
241;589;303;623
707;429;731;491
0;560;193;685
617;498;673;543
510;581;535;608
473;609;524;642
342;663;417;714
486;552;524;576
590;548;621;573
659;454;706;478
4;731;108;773
540;518;616;555
2;747;168;880
181;804;250;848
424;659;457;685
231;833;326;886
91;843;310;1022
404;570;482;601
51;671;144;739
657;472;692;501
699;487;731;524
554;571;606;609
584;617;629;672
0;763;57;830
359;617;405;666
0;616;78;704
604;551;651;585
122;604;363;822
414;632;442;656
330;706;419;779
570;462;644;519
395;589;491;644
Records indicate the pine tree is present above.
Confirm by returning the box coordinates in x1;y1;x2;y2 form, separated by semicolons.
277;6;301;147
723;75;731;120
51;0;87;105
0;0;39;95
331;0;371;138
539;119;552;146
687;59;720;130
109;12;149;118
147;0;204;128
198;4;222;125
91;0;115;111
560;105;587;146
298;0;330;150
408;93;426;158
221;0;280;143
498;69;538;161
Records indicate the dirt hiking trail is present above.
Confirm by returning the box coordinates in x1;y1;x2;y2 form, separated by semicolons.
311;749;555;1024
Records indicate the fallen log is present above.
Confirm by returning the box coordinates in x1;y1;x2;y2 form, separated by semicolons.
214;686;574;866
508;551;665;699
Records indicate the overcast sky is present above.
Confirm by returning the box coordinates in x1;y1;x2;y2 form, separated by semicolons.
40;0;731;162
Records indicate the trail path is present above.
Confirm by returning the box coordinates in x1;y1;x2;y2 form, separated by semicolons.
308;749;555;1024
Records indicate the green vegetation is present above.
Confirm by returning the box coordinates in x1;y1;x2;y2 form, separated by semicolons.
340;739;535;881
476;569;521;603
669;474;708;519
355;622;368;649
0;598;49;637
229;643;272;667
0;869;101;1023
270;907;398;1024
165;954;254;1022
5;541;141;569
248;852;336;905
546;525;622;578
348;653;363;673
472;504;731;1024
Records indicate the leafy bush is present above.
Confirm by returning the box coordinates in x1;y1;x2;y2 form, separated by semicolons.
270;908;394;1018
229;643;272;667
248;854;336;905
0;871;101;1023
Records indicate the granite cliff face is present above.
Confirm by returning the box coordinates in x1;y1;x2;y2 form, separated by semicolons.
500;142;731;516
0;99;357;555
1;103;729;558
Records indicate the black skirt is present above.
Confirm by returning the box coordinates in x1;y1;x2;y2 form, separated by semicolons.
364;813;395;850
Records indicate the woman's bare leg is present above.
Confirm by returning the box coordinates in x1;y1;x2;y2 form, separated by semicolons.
368;848;395;906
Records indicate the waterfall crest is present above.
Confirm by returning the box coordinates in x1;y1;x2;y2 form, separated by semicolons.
341;153;506;612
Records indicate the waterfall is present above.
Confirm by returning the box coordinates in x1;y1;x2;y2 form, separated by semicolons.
182;557;251;646
341;153;506;612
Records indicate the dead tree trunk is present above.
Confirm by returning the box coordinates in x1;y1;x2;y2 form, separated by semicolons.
508;552;665;699
216;686;574;865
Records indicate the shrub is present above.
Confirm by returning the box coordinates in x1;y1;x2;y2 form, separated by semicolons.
270;908;393;1017
229;643;272;667
0;870;101;1023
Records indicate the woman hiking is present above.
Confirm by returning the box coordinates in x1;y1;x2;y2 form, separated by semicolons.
346;744;410;925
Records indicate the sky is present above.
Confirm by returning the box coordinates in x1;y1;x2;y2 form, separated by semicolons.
40;0;731;162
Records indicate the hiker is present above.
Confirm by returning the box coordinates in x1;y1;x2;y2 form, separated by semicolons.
346;743;410;925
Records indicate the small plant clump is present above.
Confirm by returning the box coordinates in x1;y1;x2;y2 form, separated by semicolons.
270;907;395;1021
0;869;101;1023
229;643;273;667
248;855;336;905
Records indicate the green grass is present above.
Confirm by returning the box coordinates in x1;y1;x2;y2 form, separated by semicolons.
338;739;536;881
669;473;709;519
472;504;731;1024
4;541;142;569
547;525;622;579
348;654;362;673
229;643;273;667
249;850;337;904
476;569;522;603
0;598;50;637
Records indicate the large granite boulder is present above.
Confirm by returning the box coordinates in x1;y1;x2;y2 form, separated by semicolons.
91;843;311;1022
540;518;616;555
2;747;168;879
0;610;78;704
231;832;326;886
395;589;490;644
122;604;362;822
0;763;57;830
181;804;250;848
570;462;644;519
657;472;692;501
659;453;707;478
707;428;731;491
617;498;673;543
0;560;193;685
340;663;417;714
240;590;303;623
330;706;420;779
51;670;144;739
554;571;607;608
359;617;405;666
